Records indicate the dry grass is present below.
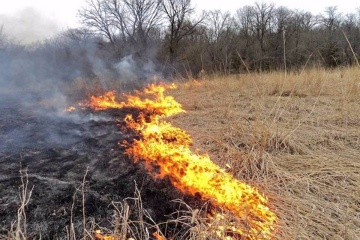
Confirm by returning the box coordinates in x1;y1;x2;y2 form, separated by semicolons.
168;67;360;239
2;67;359;239
2;168;34;240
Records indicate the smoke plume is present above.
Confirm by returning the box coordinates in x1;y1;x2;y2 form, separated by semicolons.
0;7;60;45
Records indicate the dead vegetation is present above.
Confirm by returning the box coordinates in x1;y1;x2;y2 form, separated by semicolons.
2;67;360;239
170;67;360;239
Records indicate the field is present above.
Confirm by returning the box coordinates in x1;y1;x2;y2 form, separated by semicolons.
169;67;360;239
2;67;360;239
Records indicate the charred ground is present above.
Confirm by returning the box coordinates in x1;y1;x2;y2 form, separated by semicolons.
0;96;201;239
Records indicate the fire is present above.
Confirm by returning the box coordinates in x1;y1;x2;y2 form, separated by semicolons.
85;83;277;239
65;106;76;112
94;230;116;240
153;232;166;240
183;79;204;88
86;91;123;110
82;83;184;117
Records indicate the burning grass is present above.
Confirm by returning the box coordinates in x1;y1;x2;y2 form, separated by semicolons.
2;67;360;239
84;83;277;239
79;67;360;239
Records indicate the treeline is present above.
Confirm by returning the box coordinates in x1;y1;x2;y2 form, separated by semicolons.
76;0;360;76
1;1;360;86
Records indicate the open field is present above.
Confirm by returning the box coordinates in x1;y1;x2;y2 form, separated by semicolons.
1;67;359;240
169;67;360;239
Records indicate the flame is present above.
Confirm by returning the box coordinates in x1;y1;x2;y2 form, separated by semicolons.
94;230;116;240
182;79;204;89
153;232;166;240
83;83;184;117
86;91;123;110
86;83;277;239
65;106;76;112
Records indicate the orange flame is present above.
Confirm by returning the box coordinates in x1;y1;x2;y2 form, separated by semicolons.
86;91;123;110
87;83;277;239
94;230;116;240
153;232;166;240
83;83;184;117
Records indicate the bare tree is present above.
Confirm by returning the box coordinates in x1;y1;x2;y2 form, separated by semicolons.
206;10;233;42
252;3;274;52
205;10;236;73
320;6;342;67
321;6;341;32
234;6;257;70
271;7;293;68
107;0;162;52
78;0;115;45
79;0;162;60
62;28;95;43
288;10;316;67
161;0;203;65
103;0;128;43
247;2;275;70
235;6;255;44
340;13;360;65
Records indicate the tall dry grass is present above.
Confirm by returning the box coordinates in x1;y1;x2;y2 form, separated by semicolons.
2;67;359;239
170;67;360;239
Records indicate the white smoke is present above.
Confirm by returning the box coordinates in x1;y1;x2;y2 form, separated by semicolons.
0;7;60;44
114;55;160;82
114;55;138;81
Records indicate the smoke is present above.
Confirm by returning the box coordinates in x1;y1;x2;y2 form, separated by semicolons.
114;55;161;83
0;7;60;45
115;55;138;81
0;7;165;152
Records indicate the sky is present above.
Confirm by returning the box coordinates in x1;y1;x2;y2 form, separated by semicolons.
0;0;359;44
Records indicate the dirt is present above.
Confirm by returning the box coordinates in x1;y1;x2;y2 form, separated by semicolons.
0;97;200;239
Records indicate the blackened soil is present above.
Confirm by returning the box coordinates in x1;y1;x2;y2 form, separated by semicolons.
0;103;202;239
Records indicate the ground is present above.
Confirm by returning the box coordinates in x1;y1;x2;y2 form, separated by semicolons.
170;68;360;239
1;67;360;239
0;103;200;239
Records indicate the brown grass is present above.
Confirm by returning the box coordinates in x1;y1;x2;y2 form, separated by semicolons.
2;67;359;239
168;67;360;239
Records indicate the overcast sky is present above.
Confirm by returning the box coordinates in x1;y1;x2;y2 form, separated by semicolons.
0;0;359;44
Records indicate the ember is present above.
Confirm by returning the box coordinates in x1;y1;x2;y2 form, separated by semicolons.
86;83;277;239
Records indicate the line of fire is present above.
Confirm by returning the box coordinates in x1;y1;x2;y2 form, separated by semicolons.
68;83;278;239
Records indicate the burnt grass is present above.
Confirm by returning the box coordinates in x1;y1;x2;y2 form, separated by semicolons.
0;98;202;239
